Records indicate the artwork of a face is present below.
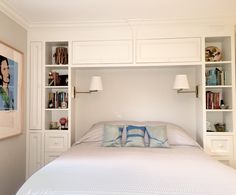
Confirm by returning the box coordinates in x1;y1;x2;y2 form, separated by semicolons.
1;59;10;84
0;55;18;110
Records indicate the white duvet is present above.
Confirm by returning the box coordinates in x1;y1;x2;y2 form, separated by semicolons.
17;142;236;195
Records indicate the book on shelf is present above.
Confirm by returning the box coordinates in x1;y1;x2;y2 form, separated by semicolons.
48;91;68;109
206;91;221;109
205;67;225;86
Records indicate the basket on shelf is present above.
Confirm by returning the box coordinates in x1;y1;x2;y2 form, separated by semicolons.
214;123;226;132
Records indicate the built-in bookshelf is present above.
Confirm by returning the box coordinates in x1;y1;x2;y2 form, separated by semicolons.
42;41;71;168
44;42;69;131
204;36;233;133
203;36;235;166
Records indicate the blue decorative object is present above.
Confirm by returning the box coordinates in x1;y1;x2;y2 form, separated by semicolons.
206;69;217;85
125;125;146;147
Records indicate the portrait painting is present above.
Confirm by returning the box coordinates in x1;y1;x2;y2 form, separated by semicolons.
0;41;23;139
0;55;18;110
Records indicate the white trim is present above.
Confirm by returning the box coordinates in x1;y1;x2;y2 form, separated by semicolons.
0;1;29;29
28;16;236;29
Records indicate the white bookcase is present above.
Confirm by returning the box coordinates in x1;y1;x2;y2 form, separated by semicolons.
43;41;70;165
27;41;72;178
203;36;235;166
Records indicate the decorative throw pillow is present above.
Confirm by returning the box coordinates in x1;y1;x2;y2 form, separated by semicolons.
103;124;124;147
125;125;146;147
146;125;169;148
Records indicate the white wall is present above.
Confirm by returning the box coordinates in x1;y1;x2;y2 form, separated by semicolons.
75;66;199;140
0;11;27;195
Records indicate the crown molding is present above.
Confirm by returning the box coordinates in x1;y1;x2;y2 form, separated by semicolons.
29;19;131;29
0;1;30;29
29;16;236;29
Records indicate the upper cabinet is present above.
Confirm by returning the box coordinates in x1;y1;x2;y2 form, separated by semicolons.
136;38;201;63
72;40;133;64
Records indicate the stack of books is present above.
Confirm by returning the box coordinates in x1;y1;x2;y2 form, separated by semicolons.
206;91;221;109
205;67;225;86
48;91;68;108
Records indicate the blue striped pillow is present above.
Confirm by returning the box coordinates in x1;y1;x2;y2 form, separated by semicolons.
125;125;146;147
103;124;124;147
146;126;169;148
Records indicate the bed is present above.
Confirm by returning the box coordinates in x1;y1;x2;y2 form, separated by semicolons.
17;121;236;195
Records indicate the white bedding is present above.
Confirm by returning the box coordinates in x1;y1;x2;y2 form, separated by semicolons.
17;142;236;195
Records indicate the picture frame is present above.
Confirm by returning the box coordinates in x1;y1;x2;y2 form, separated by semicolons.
0;41;23;139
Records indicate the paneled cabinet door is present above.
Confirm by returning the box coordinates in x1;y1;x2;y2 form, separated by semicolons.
136;38;201;63
205;136;233;156
72;40;133;64
45;152;61;164
44;132;68;152
29;42;42;129
27;132;42;177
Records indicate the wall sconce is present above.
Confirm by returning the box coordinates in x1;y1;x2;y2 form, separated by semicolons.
173;74;198;98
73;76;103;97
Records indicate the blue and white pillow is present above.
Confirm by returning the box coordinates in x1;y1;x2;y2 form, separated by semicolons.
146;126;169;148
103;124;124;147
125;125;146;147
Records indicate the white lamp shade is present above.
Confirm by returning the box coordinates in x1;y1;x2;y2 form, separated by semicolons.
89;76;103;91
173;74;190;89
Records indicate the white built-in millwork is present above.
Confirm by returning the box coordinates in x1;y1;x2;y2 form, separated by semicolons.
136;38;201;63
29;42;42;130
26;21;236;178
72;40;133;64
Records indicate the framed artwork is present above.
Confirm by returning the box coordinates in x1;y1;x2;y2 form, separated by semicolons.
0;41;23;139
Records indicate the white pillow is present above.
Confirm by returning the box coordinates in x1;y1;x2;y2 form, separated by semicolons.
103;124;124;147
144;121;200;147
76;120;199;147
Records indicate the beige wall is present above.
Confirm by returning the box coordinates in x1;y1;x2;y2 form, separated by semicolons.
75;67;198;140
0;11;27;195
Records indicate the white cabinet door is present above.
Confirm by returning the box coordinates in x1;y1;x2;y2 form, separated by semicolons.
28;132;42;177
136;38;201;63
72;40;133;64
45;132;68;152
205;136;233;156
45;152;61;164
29;42;42;129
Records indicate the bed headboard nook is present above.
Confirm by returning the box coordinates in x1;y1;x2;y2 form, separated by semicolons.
26;20;236;178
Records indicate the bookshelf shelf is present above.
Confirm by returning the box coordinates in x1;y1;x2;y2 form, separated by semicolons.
45;86;68;89
205;85;232;88
45;108;69;111
205;109;232;112
45;64;69;68
206;132;234;136
205;61;231;65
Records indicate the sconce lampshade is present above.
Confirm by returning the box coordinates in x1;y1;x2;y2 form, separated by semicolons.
173;74;190;90
89;76;103;91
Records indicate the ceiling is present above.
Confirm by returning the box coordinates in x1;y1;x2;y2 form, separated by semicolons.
2;0;236;25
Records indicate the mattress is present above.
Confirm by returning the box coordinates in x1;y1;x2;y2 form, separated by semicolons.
17;142;236;195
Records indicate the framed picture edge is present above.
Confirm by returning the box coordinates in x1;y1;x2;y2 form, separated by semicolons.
0;40;24;140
